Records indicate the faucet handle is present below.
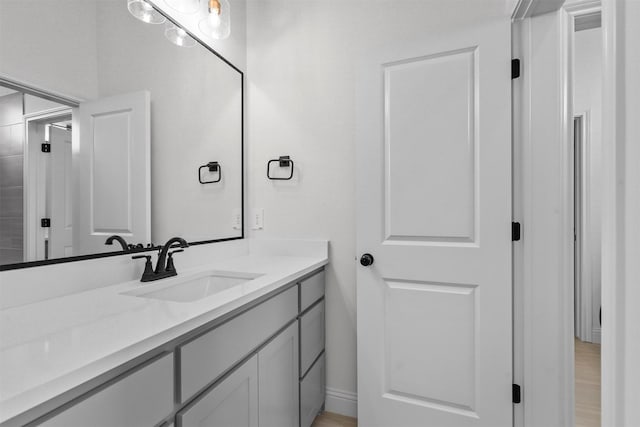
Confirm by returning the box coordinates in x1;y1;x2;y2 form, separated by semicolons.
166;250;184;273
132;255;154;279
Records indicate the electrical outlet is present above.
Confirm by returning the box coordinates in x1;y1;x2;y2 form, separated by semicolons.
232;208;242;230
252;208;264;230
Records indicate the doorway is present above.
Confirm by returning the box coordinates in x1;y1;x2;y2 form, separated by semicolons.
24;109;74;262
574;113;601;427
572;15;602;427
0;86;73;265
511;2;607;425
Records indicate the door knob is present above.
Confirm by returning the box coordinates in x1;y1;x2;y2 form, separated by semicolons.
360;253;374;267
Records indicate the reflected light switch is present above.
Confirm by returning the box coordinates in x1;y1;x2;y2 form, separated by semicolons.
232;208;242;230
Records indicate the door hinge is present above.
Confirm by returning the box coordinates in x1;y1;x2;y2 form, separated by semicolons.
41;143;51;153
511;58;521;79
512;222;521;241
41;218;51;228
513;384;522;404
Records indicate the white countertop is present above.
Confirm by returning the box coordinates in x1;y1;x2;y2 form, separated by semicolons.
0;250;327;424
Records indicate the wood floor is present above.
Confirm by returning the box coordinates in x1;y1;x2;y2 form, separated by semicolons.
312;412;358;427
575;338;601;427
312;341;598;427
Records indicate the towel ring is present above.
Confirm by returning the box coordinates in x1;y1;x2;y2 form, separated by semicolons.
267;156;294;181
198;161;221;184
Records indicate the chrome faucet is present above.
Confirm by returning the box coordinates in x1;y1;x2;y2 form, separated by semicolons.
132;237;189;282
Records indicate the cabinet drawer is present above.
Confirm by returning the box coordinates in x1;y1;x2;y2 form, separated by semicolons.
299;270;325;312
40;354;173;427
300;300;325;376
300;353;325;427
178;355;258;427
180;286;298;402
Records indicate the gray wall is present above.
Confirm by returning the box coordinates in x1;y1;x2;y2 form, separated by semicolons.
0;0;99;101
0;92;24;264
95;2;243;244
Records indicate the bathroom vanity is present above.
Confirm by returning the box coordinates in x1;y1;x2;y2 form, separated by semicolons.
0;2;327;426
0;241;327;427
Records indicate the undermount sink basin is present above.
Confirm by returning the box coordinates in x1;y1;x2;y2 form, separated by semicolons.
122;271;263;303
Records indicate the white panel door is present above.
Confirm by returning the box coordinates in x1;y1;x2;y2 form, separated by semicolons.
74;91;150;255
49;126;73;258
356;18;512;427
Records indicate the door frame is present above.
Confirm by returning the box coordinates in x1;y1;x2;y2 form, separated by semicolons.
23;108;74;262
599;0;633;424
512;0;632;425
512;7;575;425
512;1;598;426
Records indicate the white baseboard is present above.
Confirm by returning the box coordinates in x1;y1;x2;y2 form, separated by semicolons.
592;328;601;344
325;387;357;418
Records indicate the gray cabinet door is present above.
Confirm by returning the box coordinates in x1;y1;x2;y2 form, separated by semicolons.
40;354;173;427
178;355;258;427
300;353;325;427
258;322;299;427
180;286;298;402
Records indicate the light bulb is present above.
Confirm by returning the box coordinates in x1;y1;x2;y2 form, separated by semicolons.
198;0;231;40
127;0;166;24
165;22;197;47
208;13;221;28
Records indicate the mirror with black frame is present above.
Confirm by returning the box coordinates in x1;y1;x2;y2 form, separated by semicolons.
0;0;243;269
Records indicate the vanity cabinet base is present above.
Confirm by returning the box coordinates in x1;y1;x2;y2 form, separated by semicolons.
21;268;326;427
298;270;326;427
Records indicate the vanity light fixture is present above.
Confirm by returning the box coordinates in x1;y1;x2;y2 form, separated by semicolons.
165;23;197;47
198;0;231;40
165;0;200;14
127;0;166;24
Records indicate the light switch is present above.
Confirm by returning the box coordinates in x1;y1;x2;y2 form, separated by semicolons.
232;208;242;230
252;208;264;230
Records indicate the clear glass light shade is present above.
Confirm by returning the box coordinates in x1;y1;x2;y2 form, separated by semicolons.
198;0;231;40
165;0;200;14
165;23;197;47
127;0;166;24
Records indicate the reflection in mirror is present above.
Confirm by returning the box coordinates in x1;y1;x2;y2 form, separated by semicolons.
0;0;243;268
